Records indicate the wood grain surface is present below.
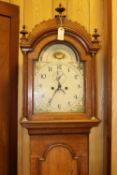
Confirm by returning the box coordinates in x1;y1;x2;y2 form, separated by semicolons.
2;0;111;175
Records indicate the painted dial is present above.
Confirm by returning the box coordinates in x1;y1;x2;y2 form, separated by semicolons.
34;43;85;112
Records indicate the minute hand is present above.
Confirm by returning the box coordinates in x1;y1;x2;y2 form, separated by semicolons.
48;88;59;105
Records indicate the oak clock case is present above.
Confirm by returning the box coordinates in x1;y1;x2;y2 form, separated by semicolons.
20;18;100;175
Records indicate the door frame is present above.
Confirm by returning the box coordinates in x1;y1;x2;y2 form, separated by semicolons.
0;1;19;175
104;0;112;174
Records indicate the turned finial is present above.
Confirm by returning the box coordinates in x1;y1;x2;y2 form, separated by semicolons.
55;3;66;18
20;25;28;41
92;28;100;43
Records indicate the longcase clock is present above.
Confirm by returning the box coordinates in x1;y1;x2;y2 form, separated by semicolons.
20;6;100;175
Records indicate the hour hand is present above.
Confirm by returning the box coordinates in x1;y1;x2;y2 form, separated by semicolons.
57;81;66;94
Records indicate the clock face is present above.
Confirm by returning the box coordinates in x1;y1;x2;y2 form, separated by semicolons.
34;43;85;113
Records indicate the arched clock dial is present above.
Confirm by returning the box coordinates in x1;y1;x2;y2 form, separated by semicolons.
34;43;85;113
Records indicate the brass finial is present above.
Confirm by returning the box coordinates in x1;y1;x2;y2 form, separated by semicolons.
92;28;100;43
20;25;28;41
55;3;66;18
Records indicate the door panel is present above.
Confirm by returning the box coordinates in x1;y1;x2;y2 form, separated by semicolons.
0;2;19;175
0;15;10;175
31;135;88;175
